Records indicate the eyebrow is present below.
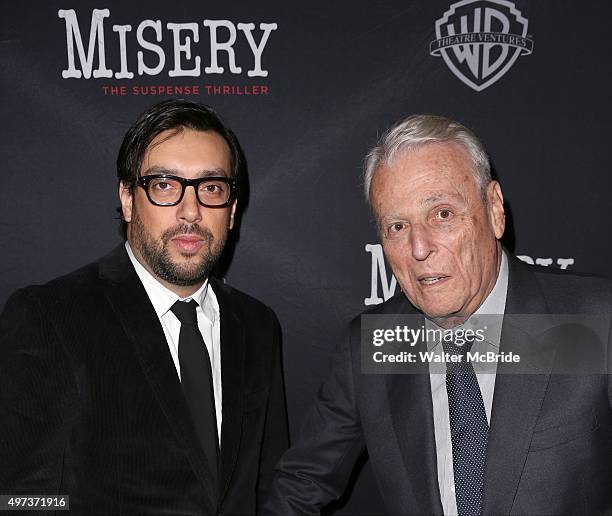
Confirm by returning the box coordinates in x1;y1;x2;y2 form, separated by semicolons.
377;214;408;227
141;166;229;177
421;193;448;206
377;192;461;224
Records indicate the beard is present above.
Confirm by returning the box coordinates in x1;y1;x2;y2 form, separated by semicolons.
129;209;227;287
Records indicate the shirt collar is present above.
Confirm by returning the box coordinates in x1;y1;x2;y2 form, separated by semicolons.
473;249;508;319
125;241;210;319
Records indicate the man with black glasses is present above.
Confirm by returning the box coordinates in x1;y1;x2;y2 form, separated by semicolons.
0;99;288;515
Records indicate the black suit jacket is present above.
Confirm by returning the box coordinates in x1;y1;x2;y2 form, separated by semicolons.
264;255;612;515
0;245;289;515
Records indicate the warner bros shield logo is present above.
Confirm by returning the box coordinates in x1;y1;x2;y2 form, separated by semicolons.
430;0;534;91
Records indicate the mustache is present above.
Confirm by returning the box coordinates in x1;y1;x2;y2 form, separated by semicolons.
161;224;213;244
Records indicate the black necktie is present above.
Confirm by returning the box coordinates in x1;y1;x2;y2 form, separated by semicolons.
171;300;219;485
443;338;489;516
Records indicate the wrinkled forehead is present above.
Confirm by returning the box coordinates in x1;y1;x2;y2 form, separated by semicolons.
372;142;478;194
370;142;482;216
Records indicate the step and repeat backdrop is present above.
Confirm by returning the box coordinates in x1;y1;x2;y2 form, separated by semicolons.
2;1;611;513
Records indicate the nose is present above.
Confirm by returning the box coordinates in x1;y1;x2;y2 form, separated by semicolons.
176;185;202;224
410;224;435;261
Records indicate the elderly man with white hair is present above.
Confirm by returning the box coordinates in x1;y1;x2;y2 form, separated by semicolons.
263;114;612;516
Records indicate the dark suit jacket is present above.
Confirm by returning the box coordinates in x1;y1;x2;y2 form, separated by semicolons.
264;255;612;515
0;245;289;515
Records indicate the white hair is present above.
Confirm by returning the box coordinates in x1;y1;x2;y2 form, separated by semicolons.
363;114;492;201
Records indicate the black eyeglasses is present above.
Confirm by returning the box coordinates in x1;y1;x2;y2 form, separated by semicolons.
137;174;237;208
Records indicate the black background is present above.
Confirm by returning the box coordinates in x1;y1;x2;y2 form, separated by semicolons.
2;2;611;513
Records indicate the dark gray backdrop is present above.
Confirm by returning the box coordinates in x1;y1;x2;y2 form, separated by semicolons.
2;1;611;513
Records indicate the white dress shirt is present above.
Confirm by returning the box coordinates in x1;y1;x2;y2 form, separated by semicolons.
125;242;222;442
427;251;509;515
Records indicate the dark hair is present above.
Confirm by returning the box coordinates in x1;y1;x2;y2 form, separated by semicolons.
118;99;242;187
116;99;242;236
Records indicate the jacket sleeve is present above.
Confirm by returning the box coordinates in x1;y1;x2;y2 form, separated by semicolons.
261;318;365;515
0;288;79;494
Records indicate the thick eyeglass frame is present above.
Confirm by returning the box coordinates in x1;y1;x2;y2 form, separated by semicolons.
137;174;237;208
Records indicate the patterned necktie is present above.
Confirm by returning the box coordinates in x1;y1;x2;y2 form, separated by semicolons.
171;300;219;485
443;337;489;516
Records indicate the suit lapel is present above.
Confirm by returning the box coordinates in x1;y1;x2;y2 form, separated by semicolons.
98;245;218;511
387;372;444;515
483;256;557;514
383;301;444;515
210;278;246;502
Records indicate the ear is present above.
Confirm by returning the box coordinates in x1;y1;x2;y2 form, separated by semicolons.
228;200;237;230
119;181;133;223
486;181;505;240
